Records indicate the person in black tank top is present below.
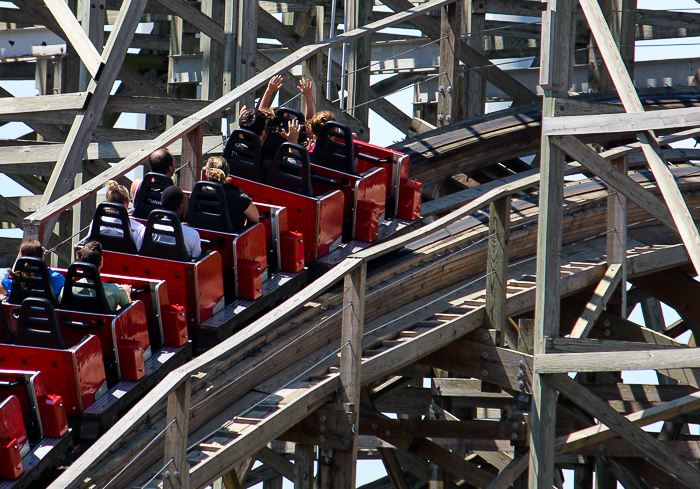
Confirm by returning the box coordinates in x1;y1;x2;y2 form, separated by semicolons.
204;156;259;232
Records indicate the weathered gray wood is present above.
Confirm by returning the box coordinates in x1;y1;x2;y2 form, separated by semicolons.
579;0;700;276
606;156;627;315
530;0;576;487
465;0;485;118
545;373;700;489
569;264;622;339
536;348;700;373
293;444;314;489
44;0;103;79
544;105;700;136
236;0;258;111
154;0;224;45
485;196;513;347
0;93;86;115
346;0;372;130
32;0;148;246
164;377;191;489
436;1;462;127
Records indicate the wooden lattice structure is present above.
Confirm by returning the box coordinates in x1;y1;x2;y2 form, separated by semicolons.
4;0;700;488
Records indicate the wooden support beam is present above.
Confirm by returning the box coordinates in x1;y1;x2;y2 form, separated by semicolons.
179;125;203;191
257;446;296;481
236;0;258;111
530;0;575;486
223;0;237;131
545;373;700;489
201;0;225;133
153;0;225;45
381;0;538;105
77;0;106;91
332;260;367;489
536;348;700;374
30;0;148;246
293;444;314;489
606;155;627;315
43;0;103;79
346;0;372;131
359;418;525;440
551;135;676;231
465;0;485;118
631;269;700;326
436;1;462;127
164;377;191;489
485;196;513;347
569;264;622;339
579;0;700;276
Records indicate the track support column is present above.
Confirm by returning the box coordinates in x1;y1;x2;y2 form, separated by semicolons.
164;377;191;489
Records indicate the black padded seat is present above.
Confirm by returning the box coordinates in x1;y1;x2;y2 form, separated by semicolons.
15;298;66;350
186;181;235;233
264;143;314;197
132;172;174;219
7;257;57;307
310;121;355;175
261;108;307;164
60;262;112;314
0;303;12;343
140;210;190;262
89;202;138;254
223;129;265;182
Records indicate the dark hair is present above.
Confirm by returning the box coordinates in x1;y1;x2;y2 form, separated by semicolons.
19;239;43;258
77;240;102;267
149;148;174;174
308;110;336;138
161;186;185;212
239;109;267;136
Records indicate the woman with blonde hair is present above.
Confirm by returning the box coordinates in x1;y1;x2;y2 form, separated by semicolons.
204;156;259;231
89;180;146;249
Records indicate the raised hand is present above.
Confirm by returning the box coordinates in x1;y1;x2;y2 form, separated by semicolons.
297;78;313;97
282;119;301;144
268;75;283;92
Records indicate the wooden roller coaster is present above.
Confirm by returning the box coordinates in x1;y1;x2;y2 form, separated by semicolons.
4;0;700;488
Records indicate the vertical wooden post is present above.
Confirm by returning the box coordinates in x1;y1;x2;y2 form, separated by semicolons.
201;0;224;131
303;7;325;110
236;0;258;112
223;0;238;132
346;0;372;130
294;444;314;489
589;0;635;92
486;196;513;347
606;156;627;316
437;1;463;127
332;260;366;489
164;378;190;489
464;0;485;118
529;0;575;488
72;163;96;249
180;125;204;191
77;0;106;91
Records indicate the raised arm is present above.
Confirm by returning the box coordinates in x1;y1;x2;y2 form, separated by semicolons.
259;75;283;109
297;78;315;120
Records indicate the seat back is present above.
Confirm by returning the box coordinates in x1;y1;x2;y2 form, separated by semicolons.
262;108;307;164
186;181;235;233
140;210;190;262
7;257;57;307
15;298;66;349
61;262;112;314
132;172;174;219
89;202;138;254
310;121;356;175
264;143;314;197
223;129;265;182
0;304;11;343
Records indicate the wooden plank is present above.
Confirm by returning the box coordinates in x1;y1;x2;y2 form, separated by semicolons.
43;0;103;79
536;348;700;374
293;444;314;489
569;264;622;339
359;419;525;440
27;0;460;232
179;124;203;191
0;93;86;115
164;377;191;489
346;0;372;130
547;337;682;354
579;0;700;276
545;373;700;489
436;1;462;127
606;155;627;315
257;446;296;481
381;0;538;105
485;196;513;347
153;0;225;45
551;135;675;230
544;104;700;136
333;262;367;489
30;0;149;246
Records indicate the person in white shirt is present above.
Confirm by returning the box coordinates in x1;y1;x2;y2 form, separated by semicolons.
160;186;201;260
89;180;145;249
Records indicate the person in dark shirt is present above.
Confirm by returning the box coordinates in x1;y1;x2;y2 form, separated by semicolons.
204;156;259;232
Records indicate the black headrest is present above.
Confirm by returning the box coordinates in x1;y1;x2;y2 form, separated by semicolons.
7;257;57;307
140;210;189;262
186;181;234;233
264;143;314;197
223;129;264;183
310;121;355;175
89;202;138;254
15;298;66;350
132;173;174;219
61;262;112;314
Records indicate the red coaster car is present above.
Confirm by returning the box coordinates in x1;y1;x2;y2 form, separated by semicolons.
225;133;344;263
0;298;107;417
0;395;26;480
